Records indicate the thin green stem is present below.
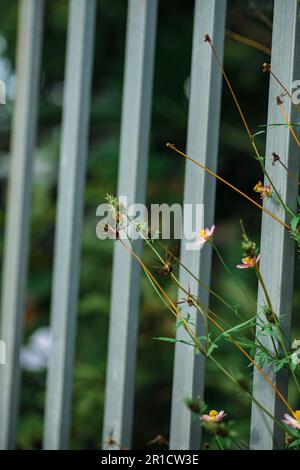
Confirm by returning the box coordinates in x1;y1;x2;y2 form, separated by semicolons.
214;434;224;450
211;240;256;314
158;241;243;320
255;264;300;393
206;37;293;220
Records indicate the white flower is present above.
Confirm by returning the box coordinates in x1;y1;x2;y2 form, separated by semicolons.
20;327;52;372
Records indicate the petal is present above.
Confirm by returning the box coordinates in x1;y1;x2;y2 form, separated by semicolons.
200;415;212;422
283;413;294;423
216;411;226;421
236;263;249;269
255;254;261;264
290;421;300;430
282;414;300;429
207;224;215;237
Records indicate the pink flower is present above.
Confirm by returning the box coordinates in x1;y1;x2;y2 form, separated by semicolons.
236;255;260;269
200;410;226;423
197;224;215;246
282;411;300;430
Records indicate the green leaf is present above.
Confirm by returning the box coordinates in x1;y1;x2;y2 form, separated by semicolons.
274;358;287;372
153;337;194;347
153;336;177;343
174;319;185;331
214;316;256;345
288;438;300;449
291;215;300;232
251;130;266;139
207;343;218;356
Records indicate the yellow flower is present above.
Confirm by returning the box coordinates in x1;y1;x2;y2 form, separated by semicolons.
236;255;260;269
209;410;218;420
253;180;271;199
253;181;263;193
294;410;300;421
243;256;253;264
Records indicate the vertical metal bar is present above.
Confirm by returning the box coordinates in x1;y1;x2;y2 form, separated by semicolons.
43;0;96;450
102;0;157;450
0;0;44;450
170;0;226;450
250;0;300;450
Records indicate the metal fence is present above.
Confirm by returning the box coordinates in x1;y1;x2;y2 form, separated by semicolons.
0;0;299;450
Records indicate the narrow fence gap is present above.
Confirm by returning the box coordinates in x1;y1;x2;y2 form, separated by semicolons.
169;0;227;450
102;0;158;450
43;0;96;450
0;0;44;450
250;0;300;450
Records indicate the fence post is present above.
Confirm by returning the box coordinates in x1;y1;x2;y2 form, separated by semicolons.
250;0;300;450
0;0;44;450
169;0;226;450
43;0;96;450
102;0;157;450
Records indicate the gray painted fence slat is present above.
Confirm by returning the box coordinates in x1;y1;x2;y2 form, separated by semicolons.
43;0;96;450
0;0;44;450
170;0;227;450
250;0;300;450
102;0;157;450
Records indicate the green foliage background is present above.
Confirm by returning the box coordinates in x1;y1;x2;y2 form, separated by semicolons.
0;0;299;449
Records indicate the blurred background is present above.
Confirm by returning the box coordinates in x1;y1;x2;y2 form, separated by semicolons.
0;0;299;449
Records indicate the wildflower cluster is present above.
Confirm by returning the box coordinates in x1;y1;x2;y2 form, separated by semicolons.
103;26;300;451
236;225;260;270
